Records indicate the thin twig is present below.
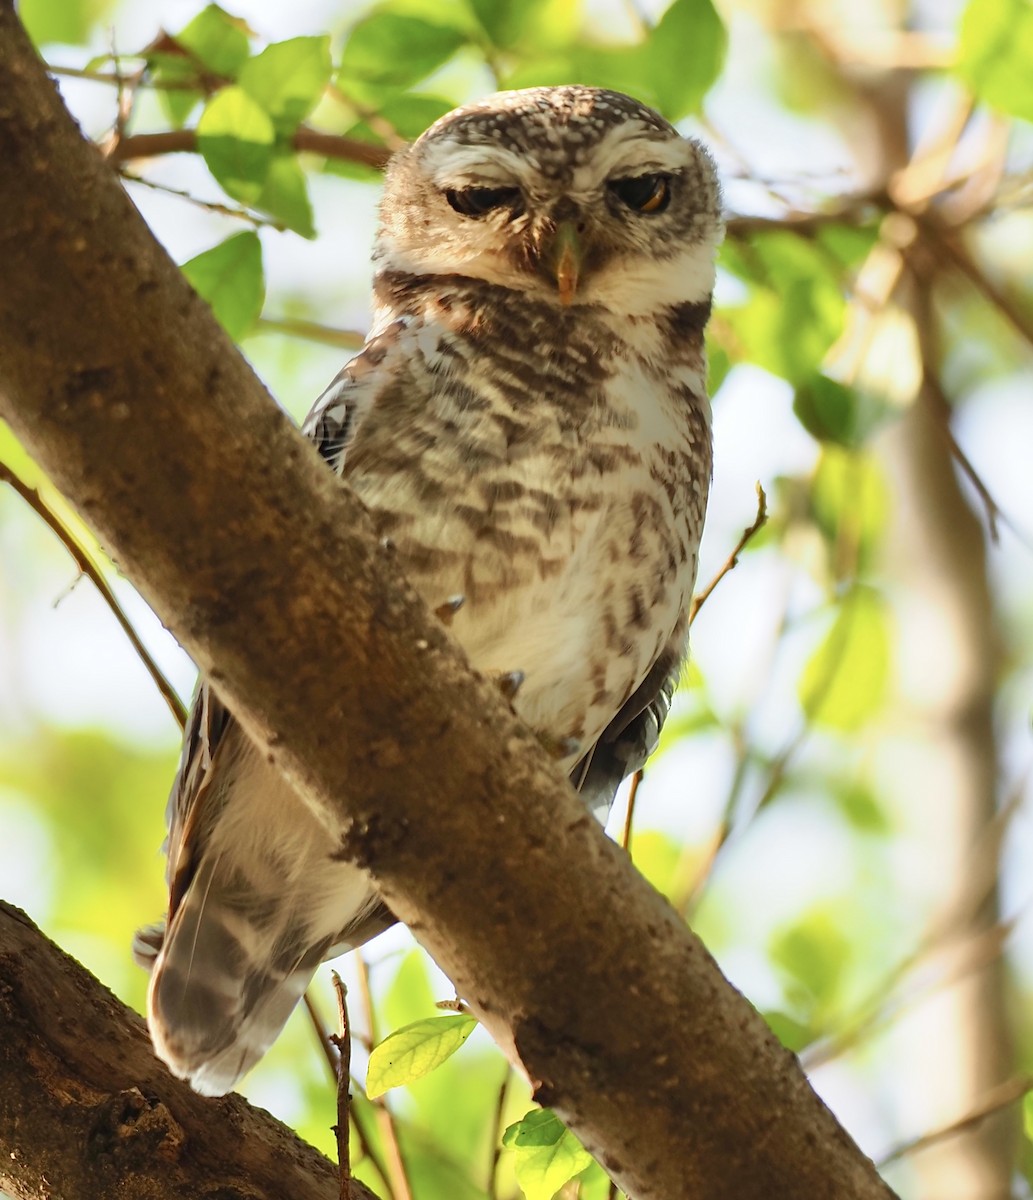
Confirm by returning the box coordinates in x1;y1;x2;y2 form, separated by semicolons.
0;462;187;728
304;988;339;1085
486;1066;512;1200
877;1075;1033;1168
916;213;1033;353
330;971;353;1200
620;769;642;852
256;316;366;350
689;483;767;626
355;955;415;1200
120;171;280;228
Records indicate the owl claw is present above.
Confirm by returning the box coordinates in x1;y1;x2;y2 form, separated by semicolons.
537;733;582;761
495;670;525;702
434;594;466;625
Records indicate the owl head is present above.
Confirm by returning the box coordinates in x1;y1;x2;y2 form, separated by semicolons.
375;86;723;316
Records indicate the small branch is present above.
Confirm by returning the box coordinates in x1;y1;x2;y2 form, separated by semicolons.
619;769;642;852
330;972;353;1200
916;213;1033;353
303;988;339;1086
355;956;414;1200
877;1076;1033;1169
106;125;392;170
689;483;767;625
121;170;280;228
0;462;187;729
255;316;366;350
486;1066;512;1200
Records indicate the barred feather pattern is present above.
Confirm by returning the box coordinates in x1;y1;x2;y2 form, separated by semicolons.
139;85;721;1095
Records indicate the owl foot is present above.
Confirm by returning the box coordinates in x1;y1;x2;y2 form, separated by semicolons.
537;732;582;761
434;594;466;625
495;670;525;702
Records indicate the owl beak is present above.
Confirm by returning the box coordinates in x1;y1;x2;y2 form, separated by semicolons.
548;221;583;306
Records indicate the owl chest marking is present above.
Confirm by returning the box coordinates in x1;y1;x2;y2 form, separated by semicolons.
348;294;711;746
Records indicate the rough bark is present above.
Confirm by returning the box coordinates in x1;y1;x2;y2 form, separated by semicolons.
0;7;897;1199
0;901;378;1200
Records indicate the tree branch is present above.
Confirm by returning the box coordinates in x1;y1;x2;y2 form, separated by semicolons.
0;8;896;1198
105;124;392;170
0;902;379;1200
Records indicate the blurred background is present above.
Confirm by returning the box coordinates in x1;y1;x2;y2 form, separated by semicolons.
1;0;1032;1196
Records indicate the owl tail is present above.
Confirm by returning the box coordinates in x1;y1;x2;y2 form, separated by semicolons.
136;857;330;1097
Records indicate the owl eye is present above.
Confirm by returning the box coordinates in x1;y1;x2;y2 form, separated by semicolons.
609;173;671;214
446;186;521;217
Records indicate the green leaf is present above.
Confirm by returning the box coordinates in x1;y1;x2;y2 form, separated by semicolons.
958;0;1033;123
175;4;252;78
470;0;562;49
721;233;846;386
239;35;332;132
147;53;204;129
340;10;467;97
644;0;728;119
502;1109;593;1200
763;1009;815;1054
366;1013;477;1098
256;154;315;237
197;86;276;204
21;0;116;48
810;446;889;569
770;911;851;1015
383;950;437;1033
798;586;890;732
181;232;265;340
793;374;858;446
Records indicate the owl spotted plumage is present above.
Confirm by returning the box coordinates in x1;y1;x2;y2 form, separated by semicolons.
136;86;723;1095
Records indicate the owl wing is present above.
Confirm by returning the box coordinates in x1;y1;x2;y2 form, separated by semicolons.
571;642;682;823
301;318;409;474
134;322;409;972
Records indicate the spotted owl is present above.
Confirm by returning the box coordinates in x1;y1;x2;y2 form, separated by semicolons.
135;86;723;1095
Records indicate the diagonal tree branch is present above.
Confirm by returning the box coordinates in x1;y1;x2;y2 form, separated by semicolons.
0;7;896;1198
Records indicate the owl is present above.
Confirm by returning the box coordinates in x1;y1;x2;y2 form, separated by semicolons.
136;86;722;1095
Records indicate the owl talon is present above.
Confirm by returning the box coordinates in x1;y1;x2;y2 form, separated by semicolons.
538;733;582;761
434;594;466;625
495;670;525;702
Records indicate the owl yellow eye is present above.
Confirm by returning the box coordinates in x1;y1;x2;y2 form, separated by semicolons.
446;186;521;217
609;174;671;214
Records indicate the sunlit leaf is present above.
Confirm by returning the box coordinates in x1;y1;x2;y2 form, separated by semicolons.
502;1109;593;1200
721;233;846;385
182;232;265;340
339;9;468;98
175;4;252;77
770;911;851;1015
383;949;437;1032
810;446;889;569
470;0;572;50
147;52;204;129
197;86;276;204
366;1013;477;1098
958;0;1033;123
256;154;315;237
644;0;727;119
21;0;116;48
239;35;332;132
763;1009;815;1053
798;586;890;731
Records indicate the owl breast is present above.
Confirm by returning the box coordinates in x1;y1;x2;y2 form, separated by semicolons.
345;292;712;756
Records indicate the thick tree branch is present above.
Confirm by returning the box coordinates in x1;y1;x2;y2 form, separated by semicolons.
0;10;896;1199
0;902;378;1200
